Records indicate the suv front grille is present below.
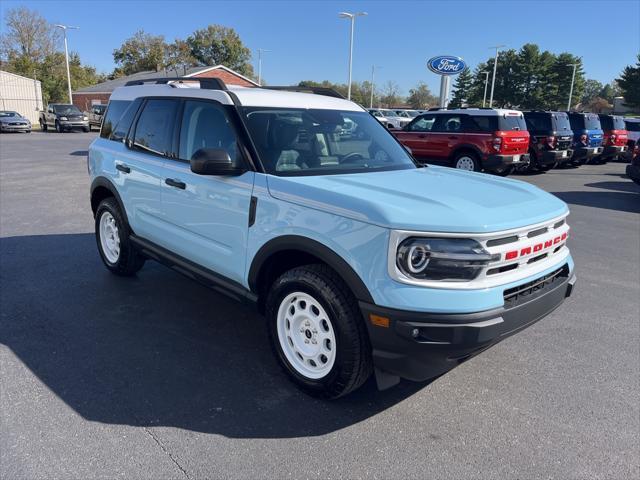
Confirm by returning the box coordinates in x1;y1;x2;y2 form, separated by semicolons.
503;264;569;308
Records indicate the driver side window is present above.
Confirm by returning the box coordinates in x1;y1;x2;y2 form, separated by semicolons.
178;100;239;163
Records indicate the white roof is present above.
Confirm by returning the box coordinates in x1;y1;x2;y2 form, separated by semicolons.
432;108;524;116
109;83;363;111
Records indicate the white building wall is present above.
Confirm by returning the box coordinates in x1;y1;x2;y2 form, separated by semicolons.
0;70;44;124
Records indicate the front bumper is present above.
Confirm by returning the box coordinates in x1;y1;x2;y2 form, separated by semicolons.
484;153;530;169
1;123;31;132
601;145;627;158
572;146;603;160
59;120;89;130
541;149;573;165
361;265;575;385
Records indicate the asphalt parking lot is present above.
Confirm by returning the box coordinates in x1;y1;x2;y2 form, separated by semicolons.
1;131;638;479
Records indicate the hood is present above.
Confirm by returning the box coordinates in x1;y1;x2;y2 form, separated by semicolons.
266;166;568;233
0;117;27;123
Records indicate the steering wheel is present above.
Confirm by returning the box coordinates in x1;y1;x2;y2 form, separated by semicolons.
341;152;364;164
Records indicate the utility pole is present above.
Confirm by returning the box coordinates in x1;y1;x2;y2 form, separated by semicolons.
482;71;490;107
370;65;382;108
339;11;367;100
488;44;505;108
55;24;79;104
257;48;271;86
567;63;579;111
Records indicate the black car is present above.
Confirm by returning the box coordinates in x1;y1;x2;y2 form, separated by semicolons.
522;111;574;172
626;147;640;185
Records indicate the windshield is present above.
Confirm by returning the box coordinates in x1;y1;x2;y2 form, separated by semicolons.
53;105;82;115
243;108;417;176
552;113;571;132
0;111;19;118
406;111;420;117
626;120;640;132
396;111;411;118
498;114;527;131
381;110;397;117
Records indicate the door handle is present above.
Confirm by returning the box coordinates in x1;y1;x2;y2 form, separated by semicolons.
418;134;427;138
448;136;459;140
165;178;186;190
115;163;130;174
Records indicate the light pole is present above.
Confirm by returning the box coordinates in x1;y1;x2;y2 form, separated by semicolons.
339;11;367;100
482;71;490;107
488;44;505;108
370;65;382;108
567;63;579;111
55;24;79;104
257;48;271;86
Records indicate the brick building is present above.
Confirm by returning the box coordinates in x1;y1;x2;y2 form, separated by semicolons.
72;65;258;110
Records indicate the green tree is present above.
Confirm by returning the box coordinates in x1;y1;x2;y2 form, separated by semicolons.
512;44;556;109
164;39;196;76
0;6;58;64
449;67;473;108
599;82;621;103
407;82;437;109
581;79;604;105
467;63;490;106
112;30;166;75
380;80;402;107
550;54;584;110
186;25;254;77
616;54;640;109
484;48;519;107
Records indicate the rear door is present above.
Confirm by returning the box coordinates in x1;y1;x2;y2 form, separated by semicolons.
120;98;179;241
395;114;436;158
159;99;255;284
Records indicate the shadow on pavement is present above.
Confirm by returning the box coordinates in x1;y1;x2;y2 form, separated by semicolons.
552;189;640;214
70;150;88;156
0;233;426;439
584;181;639;194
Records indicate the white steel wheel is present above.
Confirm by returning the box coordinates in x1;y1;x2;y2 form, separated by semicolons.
455;155;476;170
276;291;337;380
99;211;120;264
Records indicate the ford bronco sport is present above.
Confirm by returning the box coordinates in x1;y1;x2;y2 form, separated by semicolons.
566;112;604;165
522;111;574;172
392;108;530;176
88;78;576;398
597;114;628;163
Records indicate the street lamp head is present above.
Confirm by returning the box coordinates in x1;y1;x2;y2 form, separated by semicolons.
338;11;367;18
55;24;80;30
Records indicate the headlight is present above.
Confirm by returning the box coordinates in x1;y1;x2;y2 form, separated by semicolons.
396;237;498;281
60;116;68;121
83;116;88;121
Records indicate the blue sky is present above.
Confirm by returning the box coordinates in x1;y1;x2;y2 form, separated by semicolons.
2;0;639;94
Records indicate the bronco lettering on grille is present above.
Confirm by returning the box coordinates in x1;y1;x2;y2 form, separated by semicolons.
504;232;567;260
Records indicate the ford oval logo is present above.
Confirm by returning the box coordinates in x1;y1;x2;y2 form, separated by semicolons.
427;55;466;76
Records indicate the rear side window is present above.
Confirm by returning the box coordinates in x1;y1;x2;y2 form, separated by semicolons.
111;99;141;142
626;121;640;132
466;115;498;132
434;115;464;132
132;99;179;156
100;100;130;139
498;115;527;131
178;100;239;163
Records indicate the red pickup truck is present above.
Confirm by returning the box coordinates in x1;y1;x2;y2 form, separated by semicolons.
392;108;530;176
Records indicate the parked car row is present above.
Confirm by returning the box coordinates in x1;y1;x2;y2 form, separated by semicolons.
389;107;638;177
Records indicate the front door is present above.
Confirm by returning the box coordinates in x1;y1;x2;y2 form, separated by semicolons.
399;114;436;159
160;99;255;284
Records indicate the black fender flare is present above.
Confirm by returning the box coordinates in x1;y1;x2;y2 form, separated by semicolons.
90;176;130;227
248;235;374;303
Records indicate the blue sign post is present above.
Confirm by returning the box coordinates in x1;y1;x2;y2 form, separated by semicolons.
427;55;466;108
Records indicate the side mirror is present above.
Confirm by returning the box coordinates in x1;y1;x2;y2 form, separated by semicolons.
190;148;245;176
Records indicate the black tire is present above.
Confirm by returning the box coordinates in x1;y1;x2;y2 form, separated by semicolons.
55;120;63;133
489;165;514;176
452;151;481;172
266;264;373;399
40;120;47;132
95;197;145;276
83;126;90;133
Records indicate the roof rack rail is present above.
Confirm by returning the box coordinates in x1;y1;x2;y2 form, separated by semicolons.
427;107;446;111
123;77;228;91
261;86;345;99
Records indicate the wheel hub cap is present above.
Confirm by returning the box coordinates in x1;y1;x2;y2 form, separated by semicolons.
99;211;120;264
276;292;336;379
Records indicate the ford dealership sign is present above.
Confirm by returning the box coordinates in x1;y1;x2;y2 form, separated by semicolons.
427;56;466;76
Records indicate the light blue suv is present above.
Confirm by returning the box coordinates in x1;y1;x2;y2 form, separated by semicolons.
88;78;576;398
